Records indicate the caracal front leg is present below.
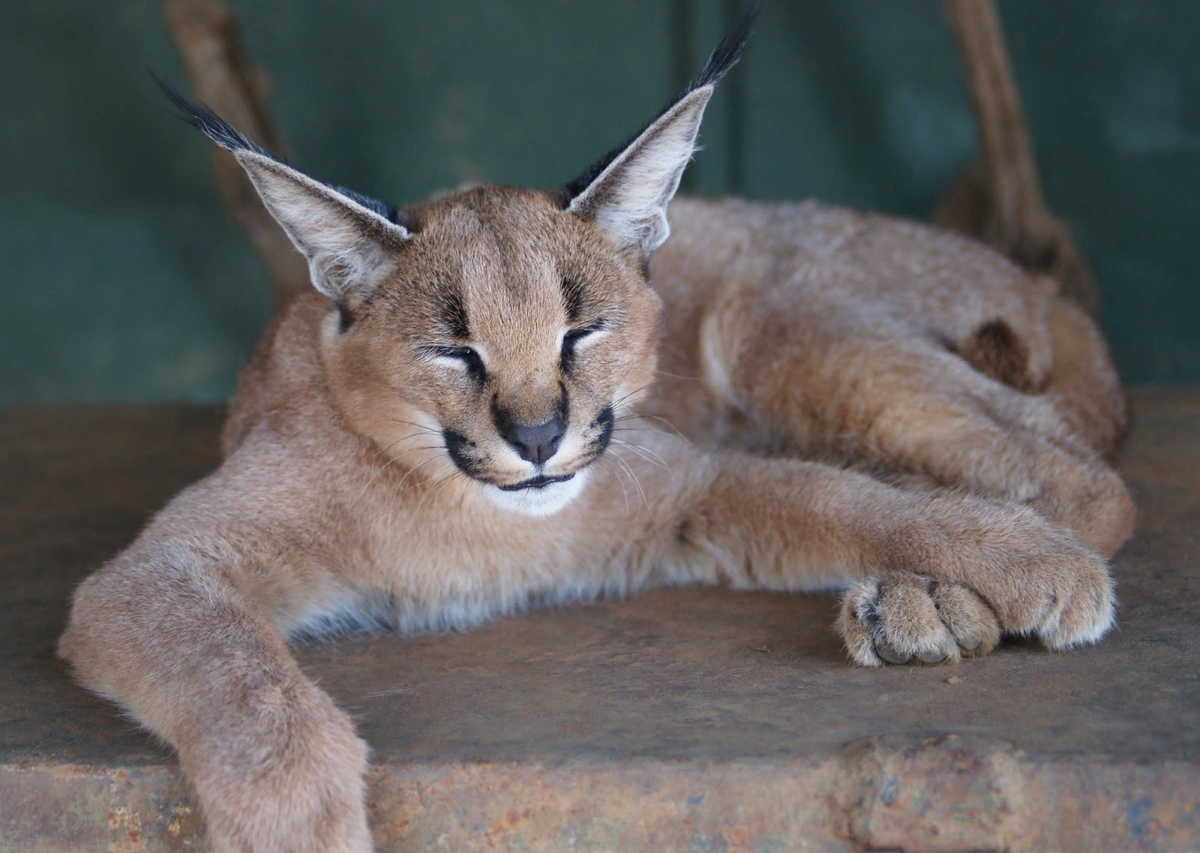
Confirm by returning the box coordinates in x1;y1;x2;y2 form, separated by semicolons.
625;436;1114;667
59;475;373;852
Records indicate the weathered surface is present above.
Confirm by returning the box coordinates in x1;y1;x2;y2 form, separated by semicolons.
2;389;1198;851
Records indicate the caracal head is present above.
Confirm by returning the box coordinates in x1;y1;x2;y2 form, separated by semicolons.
159;4;756;516
322;184;664;517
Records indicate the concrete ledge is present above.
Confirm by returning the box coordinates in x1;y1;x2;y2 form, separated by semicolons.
2;388;1198;851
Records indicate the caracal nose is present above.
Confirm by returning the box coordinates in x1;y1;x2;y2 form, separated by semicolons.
502;416;566;465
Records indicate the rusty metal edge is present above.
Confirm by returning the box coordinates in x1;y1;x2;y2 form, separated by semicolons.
4;738;1197;852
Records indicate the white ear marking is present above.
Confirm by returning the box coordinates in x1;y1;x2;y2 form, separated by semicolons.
234;151;411;302
568;88;712;258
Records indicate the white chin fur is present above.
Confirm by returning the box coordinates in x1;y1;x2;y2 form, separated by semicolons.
482;469;589;517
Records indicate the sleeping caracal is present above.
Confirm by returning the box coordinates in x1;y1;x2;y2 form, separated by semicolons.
60;6;1133;850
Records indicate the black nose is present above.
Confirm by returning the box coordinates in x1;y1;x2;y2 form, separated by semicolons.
500;416;566;465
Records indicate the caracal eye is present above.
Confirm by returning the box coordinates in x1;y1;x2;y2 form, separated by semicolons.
424;345;486;383
560;320;608;368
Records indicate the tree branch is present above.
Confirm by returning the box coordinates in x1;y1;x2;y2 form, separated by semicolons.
162;0;309;309
934;0;1099;313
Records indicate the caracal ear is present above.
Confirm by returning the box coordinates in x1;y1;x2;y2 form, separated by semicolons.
157;80;410;303
564;0;759;260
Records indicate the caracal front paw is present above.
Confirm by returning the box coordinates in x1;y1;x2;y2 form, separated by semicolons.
837;572;1001;666
837;539;1115;667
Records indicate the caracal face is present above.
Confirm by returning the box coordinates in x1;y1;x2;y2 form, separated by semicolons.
320;186;663;517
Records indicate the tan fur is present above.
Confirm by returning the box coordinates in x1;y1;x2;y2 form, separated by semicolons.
61;43;1132;853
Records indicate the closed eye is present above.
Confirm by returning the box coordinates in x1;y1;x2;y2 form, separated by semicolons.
561;320;607;370
422;345;486;383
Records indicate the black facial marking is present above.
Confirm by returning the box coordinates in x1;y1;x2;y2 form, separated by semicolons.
561;277;586;323
426;345;485;385
560;321;605;374
441;347;482;386
560;334;578;374
443;430;484;479
438;290;470;340
490;394;505;434
498;473;575;492
461;348;486;385
587;405;615;459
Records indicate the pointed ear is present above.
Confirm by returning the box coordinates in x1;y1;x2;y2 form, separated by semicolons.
157;79;409;302
564;0;759;259
232;151;409;302
567;89;712;259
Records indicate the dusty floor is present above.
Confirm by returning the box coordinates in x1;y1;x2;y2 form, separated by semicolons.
2;388;1197;851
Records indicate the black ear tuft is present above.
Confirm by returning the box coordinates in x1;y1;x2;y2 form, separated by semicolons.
563;0;760;203
153;73;275;159
153;73;399;224
685;0;760;93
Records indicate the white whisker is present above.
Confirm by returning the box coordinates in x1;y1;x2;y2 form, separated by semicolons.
357;442;443;501
394;469;465;543
654;368;702;381
598;457;631;516
609;449;650;520
388;418;440;437
612;439;672;475
382;455;446;554
616;412;691;444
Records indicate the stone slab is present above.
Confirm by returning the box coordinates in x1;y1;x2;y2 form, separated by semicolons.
2;389;1198;851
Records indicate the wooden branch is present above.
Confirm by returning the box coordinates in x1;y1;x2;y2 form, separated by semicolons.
934;0;1099;314
162;0;309;309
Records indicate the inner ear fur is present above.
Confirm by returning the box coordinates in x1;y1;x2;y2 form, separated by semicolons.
158;79;409;303
234;152;410;303
567;89;712;259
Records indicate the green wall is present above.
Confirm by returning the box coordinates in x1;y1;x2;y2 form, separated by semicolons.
2;1;1197;403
